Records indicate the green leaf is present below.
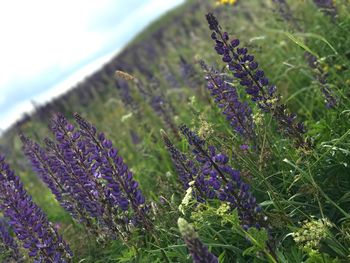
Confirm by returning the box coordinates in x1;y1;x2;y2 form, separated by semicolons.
284;32;318;57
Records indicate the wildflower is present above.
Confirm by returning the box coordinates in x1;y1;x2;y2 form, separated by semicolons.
253;112;264;126
179;184;194;215
239;144;249;151
179;55;197;84
216;203;231;216
130;129;141;145
206;13;308;148
23;113;151;240
161;130;206;201
117;69;179;138
313;0;337;19
47;115;109;222
73;113;151;230
180;125;265;229
0;155;72;262
0;218;22;262
305;52;337;108
178;218;218;263
272;0;301;30
198;117;214;139
292;218;333;255
201;61;255;140
52;113;131;233
216;0;237;6
150;95;179;137
21;135;100;235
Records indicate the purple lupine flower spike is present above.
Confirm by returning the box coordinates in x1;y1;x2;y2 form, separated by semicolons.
150;95;179;138
161;130;207;202
272;0;301;30
305;52;337;108
180;125;266;229
21;135;100;236
0;218;23;262
48;114;132;239
313;0;337;19
0;155;72;262
206;13;309;148
161;130;194;188
201;61;255;140
48;115;106;218
178;218;218;263
73;113;152;231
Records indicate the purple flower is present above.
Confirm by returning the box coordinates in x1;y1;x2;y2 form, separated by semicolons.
178;218;218;263
313;0;337;19
0;155;72;262
179;55;196;83
201;61;255;140
22;112;151;240
0;218;22;261
206;13;309;148
48;115;108;220
272;0;301;30
180;125;265;228
21;135;100;236
73;113;152;231
161;130;206;202
150;95;179;137
305;52;337;108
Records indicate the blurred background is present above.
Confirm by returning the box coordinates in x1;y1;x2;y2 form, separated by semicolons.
0;0;184;132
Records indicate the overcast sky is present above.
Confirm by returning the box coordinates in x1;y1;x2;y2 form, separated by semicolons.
0;0;184;132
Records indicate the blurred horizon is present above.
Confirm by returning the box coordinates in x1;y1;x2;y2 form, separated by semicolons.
0;0;184;132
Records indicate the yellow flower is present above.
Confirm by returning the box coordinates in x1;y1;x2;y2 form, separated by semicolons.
216;0;237;6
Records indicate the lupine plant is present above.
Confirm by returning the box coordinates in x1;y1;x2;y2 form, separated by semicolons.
313;0;337;19
178;218;218;263
272;0;301;30
0;155;72;262
115;70;179;138
161;130;207;202
22;113;152;242
304;52;338;108
21;135;101;237
73;113;151;230
201;61;255;141
0;218;23;262
206;12;309;148
178;124;266;230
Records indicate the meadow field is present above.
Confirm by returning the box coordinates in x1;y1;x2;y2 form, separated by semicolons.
1;0;350;262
